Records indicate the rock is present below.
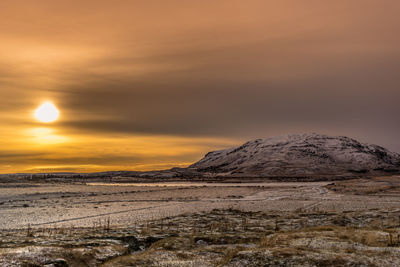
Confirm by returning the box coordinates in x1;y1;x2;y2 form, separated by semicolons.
118;236;141;252
195;239;207;245
43;258;68;267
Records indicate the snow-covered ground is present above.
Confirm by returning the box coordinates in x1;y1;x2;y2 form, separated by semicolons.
1;177;400;229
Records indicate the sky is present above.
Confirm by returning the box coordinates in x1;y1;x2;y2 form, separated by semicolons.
0;0;399;173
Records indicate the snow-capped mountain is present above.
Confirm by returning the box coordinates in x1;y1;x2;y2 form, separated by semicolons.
190;133;400;177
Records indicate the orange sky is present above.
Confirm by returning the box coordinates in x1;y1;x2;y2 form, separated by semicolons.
0;1;399;173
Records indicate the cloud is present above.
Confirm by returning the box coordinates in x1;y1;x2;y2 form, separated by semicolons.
0;1;400;173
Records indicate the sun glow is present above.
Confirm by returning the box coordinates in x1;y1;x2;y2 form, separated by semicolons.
29;127;68;144
34;102;59;123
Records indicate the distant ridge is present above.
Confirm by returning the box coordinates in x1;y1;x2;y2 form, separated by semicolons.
2;134;400;182
189;133;400;178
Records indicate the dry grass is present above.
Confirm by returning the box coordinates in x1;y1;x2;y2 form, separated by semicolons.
261;224;400;250
216;247;243;266
326;176;400;196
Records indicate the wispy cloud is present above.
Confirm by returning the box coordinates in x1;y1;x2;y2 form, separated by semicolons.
0;0;399;172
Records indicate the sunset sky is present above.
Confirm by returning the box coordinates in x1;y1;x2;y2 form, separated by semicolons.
1;0;399;173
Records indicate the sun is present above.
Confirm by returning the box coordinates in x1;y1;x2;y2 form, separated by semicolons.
34;101;60;123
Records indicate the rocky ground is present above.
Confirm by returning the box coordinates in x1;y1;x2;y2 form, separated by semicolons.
1;176;400;266
1;208;400;266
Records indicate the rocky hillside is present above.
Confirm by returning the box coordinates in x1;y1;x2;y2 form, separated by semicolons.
190;133;400;178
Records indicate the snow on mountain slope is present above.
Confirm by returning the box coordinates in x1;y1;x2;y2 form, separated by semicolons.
190;133;400;177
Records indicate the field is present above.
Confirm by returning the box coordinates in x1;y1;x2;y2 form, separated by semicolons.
1;176;400;266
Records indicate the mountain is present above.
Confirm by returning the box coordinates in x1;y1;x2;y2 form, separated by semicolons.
4;133;399;182
189;133;400;178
